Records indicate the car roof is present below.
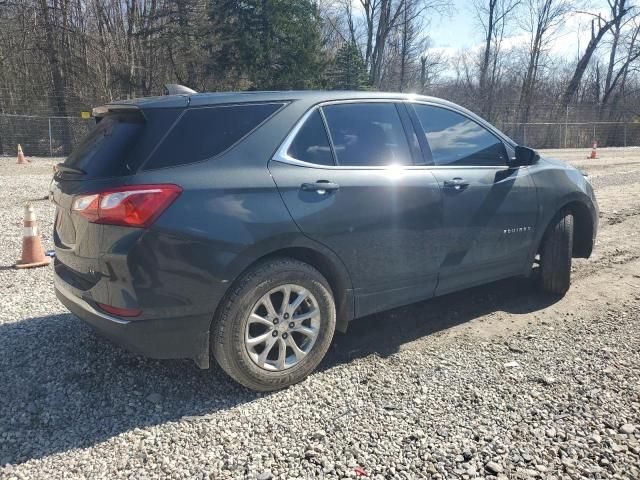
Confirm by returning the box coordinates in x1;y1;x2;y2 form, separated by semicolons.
106;89;517;147
108;90;456;109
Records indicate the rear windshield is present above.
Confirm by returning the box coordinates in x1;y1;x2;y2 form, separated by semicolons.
62;108;181;178
143;102;285;170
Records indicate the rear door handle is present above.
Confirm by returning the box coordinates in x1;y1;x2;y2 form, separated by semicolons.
443;178;469;190
301;181;340;194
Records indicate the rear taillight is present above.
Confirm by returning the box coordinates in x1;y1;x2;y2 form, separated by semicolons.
72;184;182;228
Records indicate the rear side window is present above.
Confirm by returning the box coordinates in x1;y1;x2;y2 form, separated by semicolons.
145;103;284;170
287;110;334;166
413;104;508;166
321;103;412;167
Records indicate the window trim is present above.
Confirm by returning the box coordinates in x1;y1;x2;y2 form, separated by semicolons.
318;107;338;165
407;100;513;168
396;103;424;166
273;99;420;170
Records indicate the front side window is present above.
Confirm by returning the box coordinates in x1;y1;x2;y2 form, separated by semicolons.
413;104;508;166
287;110;334;166
321;103;412;167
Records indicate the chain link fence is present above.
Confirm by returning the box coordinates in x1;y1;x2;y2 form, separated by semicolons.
2;112;640;157
0;113;93;157
500;121;640;149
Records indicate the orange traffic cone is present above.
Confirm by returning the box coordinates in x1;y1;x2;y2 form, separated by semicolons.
16;144;28;165
588;141;598;159
15;203;51;269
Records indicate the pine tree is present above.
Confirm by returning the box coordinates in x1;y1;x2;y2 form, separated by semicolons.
208;0;325;90
330;42;370;90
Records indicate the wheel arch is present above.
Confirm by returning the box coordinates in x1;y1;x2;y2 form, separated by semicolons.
537;199;595;259
217;244;355;334
562;200;594;258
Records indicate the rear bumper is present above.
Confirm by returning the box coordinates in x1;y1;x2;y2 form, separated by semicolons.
54;276;211;368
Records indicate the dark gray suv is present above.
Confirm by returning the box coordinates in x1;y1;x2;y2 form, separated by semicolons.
51;90;598;391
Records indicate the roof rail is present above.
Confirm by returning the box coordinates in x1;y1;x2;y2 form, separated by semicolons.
164;84;198;95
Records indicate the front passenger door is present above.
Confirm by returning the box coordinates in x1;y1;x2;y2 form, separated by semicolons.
410;103;538;295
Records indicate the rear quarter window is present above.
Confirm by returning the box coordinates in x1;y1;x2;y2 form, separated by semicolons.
144;102;284;170
287;110;334;166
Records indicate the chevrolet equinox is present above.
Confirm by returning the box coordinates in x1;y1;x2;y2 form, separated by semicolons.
51;90;599;391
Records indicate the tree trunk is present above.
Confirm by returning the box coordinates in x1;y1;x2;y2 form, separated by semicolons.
559;17;617;111
479;0;495;93
38;0;72;154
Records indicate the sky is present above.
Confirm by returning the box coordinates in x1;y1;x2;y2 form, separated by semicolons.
428;0;610;61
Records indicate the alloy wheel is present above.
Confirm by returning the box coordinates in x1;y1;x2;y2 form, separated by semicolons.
244;284;321;371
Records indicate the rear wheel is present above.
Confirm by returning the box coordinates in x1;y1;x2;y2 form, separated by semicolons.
538;211;574;295
211;258;336;391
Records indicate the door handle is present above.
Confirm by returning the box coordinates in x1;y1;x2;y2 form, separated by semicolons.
443;178;469;190
301;181;340;195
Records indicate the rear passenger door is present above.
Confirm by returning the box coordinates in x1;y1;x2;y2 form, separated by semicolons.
269;101;445;317
408;103;538;295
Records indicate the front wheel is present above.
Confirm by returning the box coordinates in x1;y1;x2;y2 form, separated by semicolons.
211;258;336;391
538;211;574;295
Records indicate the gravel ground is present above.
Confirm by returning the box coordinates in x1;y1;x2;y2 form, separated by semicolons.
0;149;639;479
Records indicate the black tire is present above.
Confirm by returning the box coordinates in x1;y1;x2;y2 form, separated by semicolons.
211;258;336;391
538;211;574;295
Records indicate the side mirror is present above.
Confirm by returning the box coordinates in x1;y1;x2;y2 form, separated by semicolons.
512;146;540;167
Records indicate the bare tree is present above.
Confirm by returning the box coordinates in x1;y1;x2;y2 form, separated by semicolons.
472;0;520;120
474;0;519;92
600;2;640;114
518;0;573;123
5;0;640;156
37;0;72;144
418;41;446;93
381;0;427;91
398;0;417;91
559;2;632;111
330;0;448;87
